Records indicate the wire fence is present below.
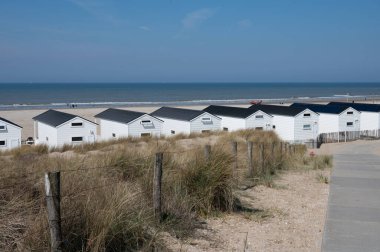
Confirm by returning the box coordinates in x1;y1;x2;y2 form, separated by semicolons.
1;141;301;251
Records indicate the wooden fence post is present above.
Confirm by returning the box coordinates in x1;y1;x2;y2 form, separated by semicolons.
260;144;265;174
153;153;163;222
345;131;347;142
231;141;238;174
45;171;63;252
204;145;211;161
247;142;254;177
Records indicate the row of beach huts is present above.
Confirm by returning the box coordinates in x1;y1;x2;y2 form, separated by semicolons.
1;101;380;150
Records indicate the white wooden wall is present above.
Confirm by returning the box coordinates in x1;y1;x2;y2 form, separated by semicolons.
128;115;162;137
294;109;319;141
190;113;221;133
318;113;339;134
35;121;58;146
0;119;22;151
157;117;191;136
216;116;246;131
271;115;295;141
339;108;360;132
56;118;97;147
246;111;272;130
99;119;128;140
358;112;379;131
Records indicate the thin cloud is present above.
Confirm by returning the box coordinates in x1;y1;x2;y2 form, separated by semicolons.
139;26;151;31
67;0;125;25
182;8;215;29
238;19;252;29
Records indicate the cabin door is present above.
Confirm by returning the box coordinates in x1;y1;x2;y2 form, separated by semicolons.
11;139;19;148
88;135;95;143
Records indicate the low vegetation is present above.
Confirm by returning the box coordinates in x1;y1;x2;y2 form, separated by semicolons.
0;129;332;251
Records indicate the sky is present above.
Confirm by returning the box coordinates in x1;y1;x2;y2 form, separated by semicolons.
0;0;379;83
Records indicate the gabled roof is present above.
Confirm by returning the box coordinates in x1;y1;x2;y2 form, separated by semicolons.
290;103;355;114
249;104;310;116
33;109;96;127
151;107;214;121
95;108;162;124
204;105;271;119
0;117;22;128
328;102;380;112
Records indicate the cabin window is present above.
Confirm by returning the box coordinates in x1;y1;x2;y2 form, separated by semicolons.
201;118;212;124
0;140;6;146
141;120;153;128
255;115;264;119
72;137;83;142
256;127;263;130
347;122;354;127
303;124;311;130
141;133;151;137
272;125;276;129
71;122;83;127
223;127;229;131
112;133;116;138
303;113;311;117
347;111;353;115
171;130;175;135
141;120;152;124
0;125;6;131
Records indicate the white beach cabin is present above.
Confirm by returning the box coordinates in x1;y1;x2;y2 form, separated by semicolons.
329;102;380;131
33;110;97;147
249;104;319;142
150;107;221;136
0;117;22;151
290;103;360;134
203;105;273;131
95;108;163;140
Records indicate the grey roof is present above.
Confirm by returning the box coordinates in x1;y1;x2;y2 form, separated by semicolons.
151;107;210;121
290;103;354;114
204;105;269;118
95;108;162;124
0;117;22;128
33;109;96;127
249;104;310;116
328;102;380;113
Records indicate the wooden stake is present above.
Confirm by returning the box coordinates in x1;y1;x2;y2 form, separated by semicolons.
231;141;238;174
45;172;63;252
153;153;163;222
260;144;265;174
204;145;211;161
247;142;254;177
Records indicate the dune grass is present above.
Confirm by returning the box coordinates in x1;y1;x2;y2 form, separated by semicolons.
0;129;327;251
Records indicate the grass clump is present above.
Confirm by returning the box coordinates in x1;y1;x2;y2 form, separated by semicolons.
0;129;307;251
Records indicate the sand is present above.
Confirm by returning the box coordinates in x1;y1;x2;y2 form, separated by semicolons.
165;168;331;251
0;104;251;139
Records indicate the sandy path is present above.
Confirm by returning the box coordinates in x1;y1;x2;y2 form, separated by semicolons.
167;168;330;251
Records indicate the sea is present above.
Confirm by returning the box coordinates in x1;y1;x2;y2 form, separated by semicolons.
0;82;380;110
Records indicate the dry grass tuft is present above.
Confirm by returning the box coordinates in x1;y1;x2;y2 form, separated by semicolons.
0;129;309;250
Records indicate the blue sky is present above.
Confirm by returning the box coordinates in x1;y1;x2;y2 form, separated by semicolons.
0;0;379;82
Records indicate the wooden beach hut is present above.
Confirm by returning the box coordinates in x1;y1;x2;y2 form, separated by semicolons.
0;117;22;150
150;107;221;136
290;103;360;134
203;105;273;131
33;109;97;147
249;104;319;143
329;102;380;131
95;108;163;140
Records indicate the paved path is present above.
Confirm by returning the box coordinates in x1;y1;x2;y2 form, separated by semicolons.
322;141;380;251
